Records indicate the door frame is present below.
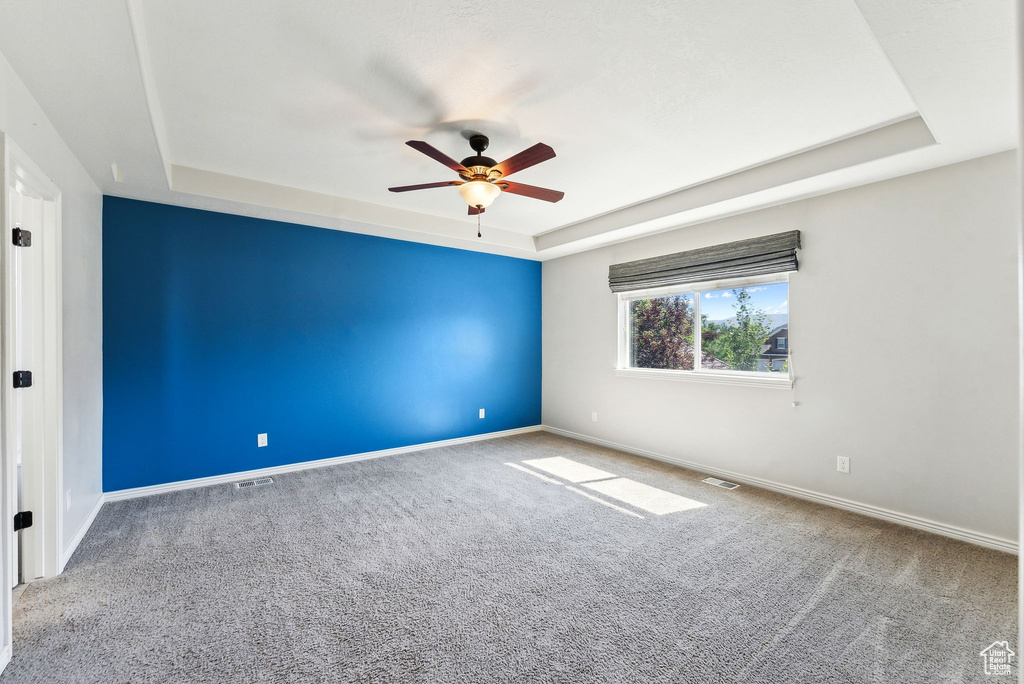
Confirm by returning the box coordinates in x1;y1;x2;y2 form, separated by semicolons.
0;133;64;670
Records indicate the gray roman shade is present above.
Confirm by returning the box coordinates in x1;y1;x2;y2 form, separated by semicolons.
608;230;800;292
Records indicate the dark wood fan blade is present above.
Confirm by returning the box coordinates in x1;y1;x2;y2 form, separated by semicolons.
388;181;462;192
468;206;485;215
406;141;467;172
499;181;564;203
493;143;555;177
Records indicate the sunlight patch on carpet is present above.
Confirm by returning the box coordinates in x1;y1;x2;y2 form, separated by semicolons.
504;462;563;484
583;478;706;515
521;456;616;483
565;486;646;519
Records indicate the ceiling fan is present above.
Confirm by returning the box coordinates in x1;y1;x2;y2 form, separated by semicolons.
388;134;564;237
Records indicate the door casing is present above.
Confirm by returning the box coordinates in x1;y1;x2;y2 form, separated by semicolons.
0;133;64;672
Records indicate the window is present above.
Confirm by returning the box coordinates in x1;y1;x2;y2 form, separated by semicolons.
618;277;790;384
629;294;695;370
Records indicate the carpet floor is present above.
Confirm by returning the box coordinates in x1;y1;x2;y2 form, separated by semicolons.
0;432;1016;683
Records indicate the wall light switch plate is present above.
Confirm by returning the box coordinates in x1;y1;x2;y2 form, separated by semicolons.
592;412;598;422
837;456;850;474
479;408;485;419
257;433;268;447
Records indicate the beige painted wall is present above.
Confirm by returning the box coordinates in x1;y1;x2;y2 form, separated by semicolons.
543;151;1019;543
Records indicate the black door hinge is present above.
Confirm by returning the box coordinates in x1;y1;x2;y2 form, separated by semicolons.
12;227;31;247
13;511;32;532
12;371;32;388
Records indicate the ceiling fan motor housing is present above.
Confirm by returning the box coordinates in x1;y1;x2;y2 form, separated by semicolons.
460;134;502;181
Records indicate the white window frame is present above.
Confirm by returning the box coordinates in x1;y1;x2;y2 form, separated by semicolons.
615;273;793;389
777;337;787;350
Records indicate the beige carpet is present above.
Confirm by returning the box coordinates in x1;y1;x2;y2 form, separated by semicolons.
1;432;1016;682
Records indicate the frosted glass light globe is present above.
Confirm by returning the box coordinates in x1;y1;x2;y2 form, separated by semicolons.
457;181;501;208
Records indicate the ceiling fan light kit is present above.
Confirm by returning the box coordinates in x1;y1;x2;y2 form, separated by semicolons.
388;133;564;238
457;180;501;209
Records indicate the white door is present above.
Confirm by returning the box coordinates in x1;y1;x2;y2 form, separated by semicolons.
0;134;65;675
8;188;45;585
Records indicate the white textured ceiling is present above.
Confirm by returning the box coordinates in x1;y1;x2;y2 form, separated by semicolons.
140;0;914;234
0;0;1015;258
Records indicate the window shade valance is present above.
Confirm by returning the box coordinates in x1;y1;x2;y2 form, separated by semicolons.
608;230;801;293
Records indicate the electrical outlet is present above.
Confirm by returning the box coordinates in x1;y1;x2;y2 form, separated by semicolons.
837;456;850;474
65;490;71;512
479;408;485;419
592;412;598;422
257;433;268;447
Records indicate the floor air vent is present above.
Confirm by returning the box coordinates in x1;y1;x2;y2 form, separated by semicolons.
702;477;740;490
235;477;274;489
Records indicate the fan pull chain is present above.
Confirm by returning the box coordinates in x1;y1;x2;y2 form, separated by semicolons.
476;206;482;238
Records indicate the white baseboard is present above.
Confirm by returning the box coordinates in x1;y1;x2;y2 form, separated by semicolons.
105;425;543;502
542;425;1018;555
59;493;105;572
0;643;10;675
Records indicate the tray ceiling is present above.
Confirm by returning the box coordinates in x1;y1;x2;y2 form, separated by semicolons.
0;0;1014;259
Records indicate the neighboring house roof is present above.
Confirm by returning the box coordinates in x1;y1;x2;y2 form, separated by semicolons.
700;355;730;370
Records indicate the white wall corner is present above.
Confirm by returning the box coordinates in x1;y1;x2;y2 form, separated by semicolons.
58;493;104;573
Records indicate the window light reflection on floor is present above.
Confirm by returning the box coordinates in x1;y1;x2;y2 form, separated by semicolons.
504;457;706;519
564;486;645;519
521;456;616;483
504;462;563;484
582;477;706;515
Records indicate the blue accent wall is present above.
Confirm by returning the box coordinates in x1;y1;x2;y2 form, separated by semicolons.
102;197;541;491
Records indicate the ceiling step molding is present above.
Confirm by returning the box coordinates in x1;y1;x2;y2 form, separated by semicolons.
125;0;172;188
534;115;936;256
169;164;538;257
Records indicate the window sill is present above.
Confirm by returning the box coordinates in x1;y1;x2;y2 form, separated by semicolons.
614;367;794;389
